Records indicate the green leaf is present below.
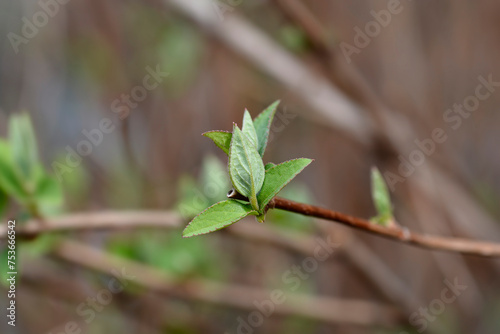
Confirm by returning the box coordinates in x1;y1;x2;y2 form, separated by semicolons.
257;158;312;210
371;167;393;226
0;140;29;202
183;200;256;237
253;101;280;157
203;131;232;155
9;113;38;181
242;109;258;149
228;125;265;211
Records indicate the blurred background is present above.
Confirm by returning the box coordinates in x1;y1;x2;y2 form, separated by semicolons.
1;0;500;333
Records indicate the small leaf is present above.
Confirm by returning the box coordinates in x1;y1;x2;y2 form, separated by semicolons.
183;200;256;237
253;101;280;157
242;109;258;149
257;158;312;210
9;113;38;181
228;125;265;211
203;131;232;155
371;167;393;226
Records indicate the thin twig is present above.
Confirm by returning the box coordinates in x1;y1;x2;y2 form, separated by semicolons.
270;197;500;257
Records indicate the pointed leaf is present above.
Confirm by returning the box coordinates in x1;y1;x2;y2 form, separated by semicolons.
183;200;256;237
242;109;258;149
253;101;280;156
371;167;393;225
202;131;232;155
228;125;265;210
9;113;38;181
257;158;312;209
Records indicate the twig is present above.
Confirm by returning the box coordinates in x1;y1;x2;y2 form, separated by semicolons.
270;197;500;257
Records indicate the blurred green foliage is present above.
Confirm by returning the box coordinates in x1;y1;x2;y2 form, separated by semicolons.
0;113;63;218
177;155;230;219
107;230;226;280
0;113;64;286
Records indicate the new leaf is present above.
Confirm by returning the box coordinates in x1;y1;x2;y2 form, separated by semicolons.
229;125;265;211
242;109;258;150
182;200;257;237
9;113;38;181
370;167;393;226
253;100;279;157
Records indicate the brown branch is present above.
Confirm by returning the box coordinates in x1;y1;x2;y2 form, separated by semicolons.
270;197;500;257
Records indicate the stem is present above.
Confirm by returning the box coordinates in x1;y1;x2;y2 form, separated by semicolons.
270;197;500;258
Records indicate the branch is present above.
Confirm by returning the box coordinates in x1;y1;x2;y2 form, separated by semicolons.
0;211;183;239
270;197;500;257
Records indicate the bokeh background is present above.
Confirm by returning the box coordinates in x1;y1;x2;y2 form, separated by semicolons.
1;0;500;333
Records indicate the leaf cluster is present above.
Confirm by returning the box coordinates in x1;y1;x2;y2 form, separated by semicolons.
183;101;312;237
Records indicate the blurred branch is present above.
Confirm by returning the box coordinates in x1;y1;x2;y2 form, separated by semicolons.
270;197;500;257
0;211;183;238
54;240;402;327
0;210;329;257
165;0;374;146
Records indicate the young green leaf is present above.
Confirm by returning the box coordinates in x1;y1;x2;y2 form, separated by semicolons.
9;113;38;181
228;125;265;211
202;131;232;155
253;100;280;157
257;158;312;210
242;109;258;149
370;167;393;226
183;200;257;237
